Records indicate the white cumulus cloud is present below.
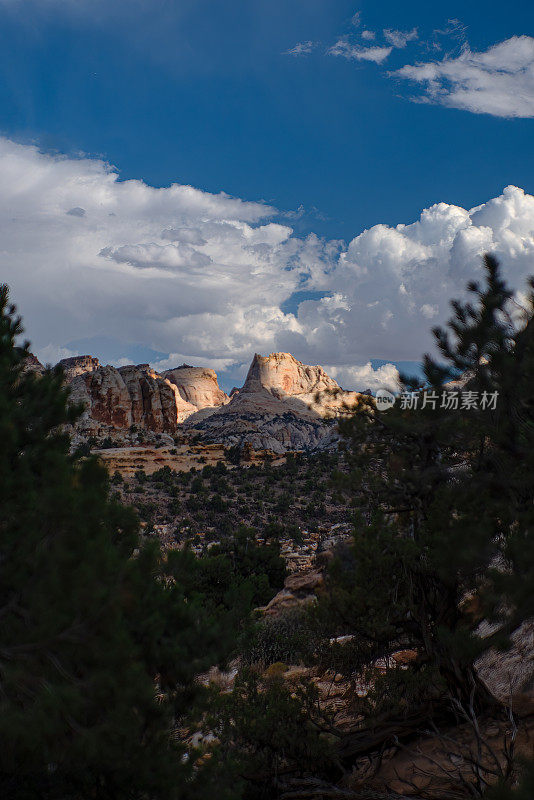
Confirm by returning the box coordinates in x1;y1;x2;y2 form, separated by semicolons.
2;139;534;388
35;343;79;365
326;362;400;392
395;35;534;118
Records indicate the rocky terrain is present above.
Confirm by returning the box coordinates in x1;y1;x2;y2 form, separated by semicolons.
162;365;230;411
30;351;363;453
23;349;534;798
63;358;200;436
184;352;361;452
93;441;286;478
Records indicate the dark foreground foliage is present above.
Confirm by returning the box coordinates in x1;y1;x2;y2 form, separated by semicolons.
0;285;236;800
320;255;534;715
212;257;534;797
2;254;534;800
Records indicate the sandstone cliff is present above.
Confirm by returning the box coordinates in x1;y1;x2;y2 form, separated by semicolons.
59;355;100;382
119;364;197;427
64;359;197;437
242;352;360;417
162;365;230;411
245;351;337;396
185;352;361;453
68;364;133;433
58;351;362;453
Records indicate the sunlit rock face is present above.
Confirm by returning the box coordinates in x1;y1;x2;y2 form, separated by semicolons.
68;365;133;433
65;362;197;435
242;352;360;416
58;355;100;382
162;366;230;411
58;351;362;452
184;352;362;453
245;352;339;396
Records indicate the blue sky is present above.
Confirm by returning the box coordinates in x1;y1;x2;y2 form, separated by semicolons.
1;0;534;391
2;0;533;239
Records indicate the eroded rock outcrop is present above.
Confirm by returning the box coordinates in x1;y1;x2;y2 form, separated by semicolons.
260;569;324;616
162;365;230;411
245;353;335;407
21;352;45;375
118;364;196;427
59;355;100;382
68;365;133;434
185;352;361;453
58;350;362;452
243;352;360;416
66;362;197;437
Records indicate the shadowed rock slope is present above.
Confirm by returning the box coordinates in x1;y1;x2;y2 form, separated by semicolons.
184;352;361;453
62;358;199;436
34;352;363;452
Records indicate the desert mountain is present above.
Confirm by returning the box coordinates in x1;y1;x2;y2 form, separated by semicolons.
31;351;362;452
242;352;359;416
62;359;199;437
162;366;230;410
183;353;360;452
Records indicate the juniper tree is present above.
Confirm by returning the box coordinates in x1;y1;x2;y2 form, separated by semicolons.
0;285;224;799
324;255;534;720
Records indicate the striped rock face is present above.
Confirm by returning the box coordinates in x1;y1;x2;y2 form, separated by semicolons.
162;366;230;411
63;360;197;434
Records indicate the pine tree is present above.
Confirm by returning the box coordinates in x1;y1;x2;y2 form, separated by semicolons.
324;255;534;726
0;285;222;799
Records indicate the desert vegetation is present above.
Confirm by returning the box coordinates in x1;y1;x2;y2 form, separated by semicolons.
111;449;349;544
1;256;534;799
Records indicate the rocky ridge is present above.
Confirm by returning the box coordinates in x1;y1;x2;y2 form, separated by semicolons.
31;351;363;452
65;360;199;436
184;352;361;452
243;351;358;415
162;366;230;411
20;351;46;375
